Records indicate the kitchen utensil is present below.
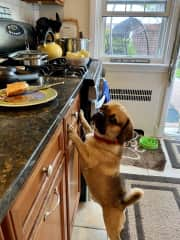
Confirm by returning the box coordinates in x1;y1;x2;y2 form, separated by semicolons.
0;81;64;100
8;50;48;66
0;66;39;83
26;81;64;94
38;31;63;60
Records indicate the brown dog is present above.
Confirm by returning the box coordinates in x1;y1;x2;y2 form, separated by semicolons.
68;101;144;240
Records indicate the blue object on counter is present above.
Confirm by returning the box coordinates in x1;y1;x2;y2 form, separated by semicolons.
103;79;111;103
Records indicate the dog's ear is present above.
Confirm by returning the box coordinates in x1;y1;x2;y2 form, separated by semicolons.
117;118;133;144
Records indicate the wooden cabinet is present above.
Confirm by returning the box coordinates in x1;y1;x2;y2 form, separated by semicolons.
1;94;80;240
32;161;67;240
21;0;64;5
9;123;65;240
0;227;4;240
64;95;81;238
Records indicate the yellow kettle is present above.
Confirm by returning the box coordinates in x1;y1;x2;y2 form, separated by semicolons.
38;31;62;60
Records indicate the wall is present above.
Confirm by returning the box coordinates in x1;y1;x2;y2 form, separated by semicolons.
0;0;39;25
63;0;89;38
39;4;63;21
104;63;169;136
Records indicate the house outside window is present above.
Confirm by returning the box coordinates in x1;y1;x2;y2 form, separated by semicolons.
90;0;178;64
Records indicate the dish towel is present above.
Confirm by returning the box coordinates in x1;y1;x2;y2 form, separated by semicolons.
103;78;111;103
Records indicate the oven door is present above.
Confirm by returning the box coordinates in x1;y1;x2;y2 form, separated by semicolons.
90;94;106;118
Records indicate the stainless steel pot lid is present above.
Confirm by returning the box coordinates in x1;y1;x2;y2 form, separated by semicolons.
8;50;48;61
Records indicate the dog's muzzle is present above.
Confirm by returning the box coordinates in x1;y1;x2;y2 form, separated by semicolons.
92;111;106;134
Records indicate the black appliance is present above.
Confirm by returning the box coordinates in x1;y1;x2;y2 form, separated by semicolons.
0;19;108;201
0;19;36;57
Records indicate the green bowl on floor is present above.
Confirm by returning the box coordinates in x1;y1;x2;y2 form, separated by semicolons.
139;136;159;150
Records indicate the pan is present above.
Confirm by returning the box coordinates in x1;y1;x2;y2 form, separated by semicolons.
0;66;39;85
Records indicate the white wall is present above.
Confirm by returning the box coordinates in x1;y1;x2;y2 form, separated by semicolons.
63;0;89;38
39;4;63;21
104;63;169;136
0;0;39;25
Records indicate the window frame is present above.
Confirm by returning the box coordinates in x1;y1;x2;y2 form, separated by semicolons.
102;0;172;17
89;0;178;65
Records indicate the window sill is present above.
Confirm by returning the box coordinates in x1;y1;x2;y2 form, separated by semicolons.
102;61;169;73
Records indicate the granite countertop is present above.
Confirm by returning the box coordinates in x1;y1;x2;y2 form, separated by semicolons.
0;77;83;223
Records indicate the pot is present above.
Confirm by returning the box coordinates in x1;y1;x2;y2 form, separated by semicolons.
8;50;48;66
58;38;90;56
0;66;39;87
38;31;63;60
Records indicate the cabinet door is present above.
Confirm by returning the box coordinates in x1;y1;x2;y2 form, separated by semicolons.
64;95;81;237
8;123;65;240
32;161;67;240
0;227;4;240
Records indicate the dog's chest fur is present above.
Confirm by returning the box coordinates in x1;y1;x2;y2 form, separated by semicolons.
83;134;123;175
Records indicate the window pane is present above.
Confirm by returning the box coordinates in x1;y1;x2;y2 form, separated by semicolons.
103;17;167;57
106;0;167;13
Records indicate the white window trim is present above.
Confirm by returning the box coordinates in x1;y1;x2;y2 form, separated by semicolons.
89;0;180;67
102;0;172;17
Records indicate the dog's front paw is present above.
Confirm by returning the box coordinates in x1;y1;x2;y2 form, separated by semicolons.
67;124;74;137
79;109;85;121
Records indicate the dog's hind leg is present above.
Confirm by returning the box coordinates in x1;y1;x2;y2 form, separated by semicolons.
102;206;125;240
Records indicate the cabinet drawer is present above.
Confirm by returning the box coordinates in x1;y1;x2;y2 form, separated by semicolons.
10;123;64;239
31;160;66;240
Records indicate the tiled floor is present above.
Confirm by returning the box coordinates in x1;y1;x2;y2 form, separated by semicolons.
71;138;180;240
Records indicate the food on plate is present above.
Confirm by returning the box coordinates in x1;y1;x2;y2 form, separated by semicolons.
6;81;29;97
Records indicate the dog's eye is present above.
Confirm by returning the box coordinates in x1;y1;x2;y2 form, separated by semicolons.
108;115;117;125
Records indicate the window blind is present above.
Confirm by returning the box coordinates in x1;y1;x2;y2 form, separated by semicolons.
102;0;172;17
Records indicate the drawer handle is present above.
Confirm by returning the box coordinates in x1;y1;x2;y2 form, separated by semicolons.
42;164;53;177
71;111;79;119
44;187;60;221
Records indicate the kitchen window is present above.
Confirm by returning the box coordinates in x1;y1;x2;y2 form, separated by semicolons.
90;0;178;64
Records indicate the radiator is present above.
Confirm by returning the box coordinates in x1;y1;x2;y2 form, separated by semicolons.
110;88;152;102
109;88;157;136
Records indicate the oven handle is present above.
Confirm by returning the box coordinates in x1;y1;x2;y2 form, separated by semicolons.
95;94;105;109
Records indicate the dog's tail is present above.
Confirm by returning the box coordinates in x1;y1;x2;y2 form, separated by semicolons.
122;188;144;208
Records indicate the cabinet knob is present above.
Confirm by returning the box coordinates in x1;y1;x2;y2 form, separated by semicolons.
42;164;53;177
72;111;78;119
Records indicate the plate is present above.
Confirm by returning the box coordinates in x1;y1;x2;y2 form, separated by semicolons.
0;88;57;107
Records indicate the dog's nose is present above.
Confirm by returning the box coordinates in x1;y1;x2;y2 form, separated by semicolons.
92;111;105;122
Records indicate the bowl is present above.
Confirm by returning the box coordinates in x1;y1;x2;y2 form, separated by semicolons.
66;57;89;66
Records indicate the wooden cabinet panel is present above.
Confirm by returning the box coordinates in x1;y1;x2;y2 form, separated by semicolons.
9;123;64;240
64;95;81;238
0;227;4;240
32;160;67;240
2;95;81;240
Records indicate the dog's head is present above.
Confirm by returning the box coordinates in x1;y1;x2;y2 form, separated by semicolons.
92;102;134;144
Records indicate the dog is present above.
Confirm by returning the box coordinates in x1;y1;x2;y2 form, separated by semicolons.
68;101;144;240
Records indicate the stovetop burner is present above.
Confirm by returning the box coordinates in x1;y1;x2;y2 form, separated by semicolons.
24;57;88;78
